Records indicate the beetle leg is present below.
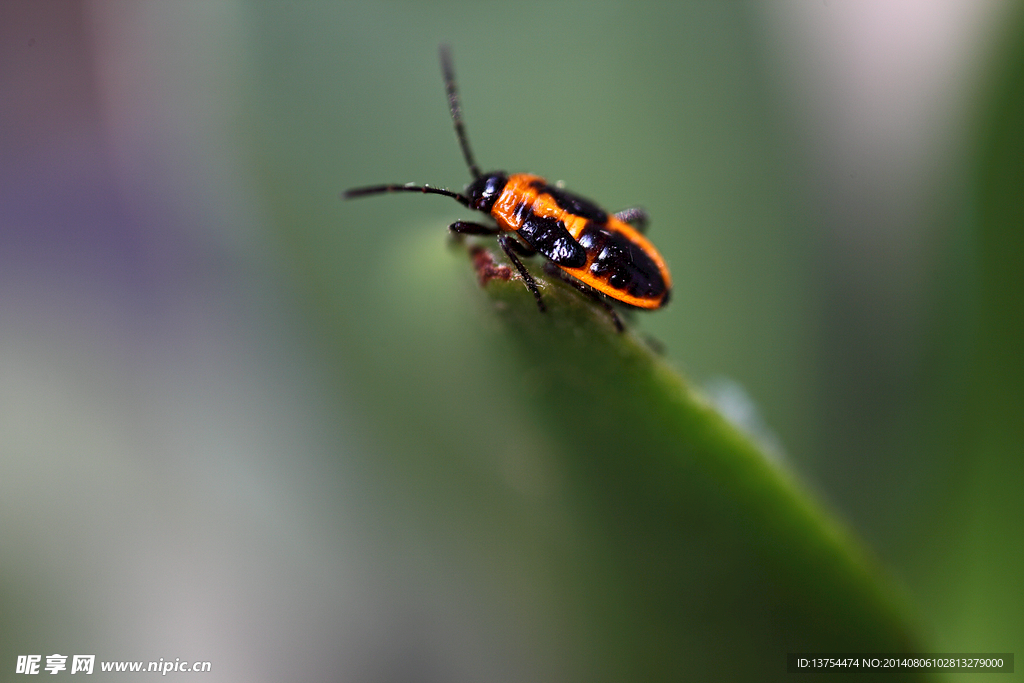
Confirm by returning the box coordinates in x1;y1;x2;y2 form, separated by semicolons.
613;206;649;233
542;262;625;333
449;220;498;235
499;234;537;257
498;234;545;312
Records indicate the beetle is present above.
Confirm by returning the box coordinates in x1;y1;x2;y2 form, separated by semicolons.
343;46;671;331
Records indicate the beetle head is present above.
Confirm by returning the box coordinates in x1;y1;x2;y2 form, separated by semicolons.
465;172;508;213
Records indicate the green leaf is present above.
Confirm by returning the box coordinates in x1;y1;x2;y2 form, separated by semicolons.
456;241;930;681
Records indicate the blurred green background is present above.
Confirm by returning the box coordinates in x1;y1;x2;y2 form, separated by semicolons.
2;1;1021;680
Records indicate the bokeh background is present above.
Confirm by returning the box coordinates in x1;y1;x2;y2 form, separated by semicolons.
2;1;1021;680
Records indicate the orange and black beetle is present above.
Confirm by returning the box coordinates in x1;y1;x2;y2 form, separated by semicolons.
344;46;671;330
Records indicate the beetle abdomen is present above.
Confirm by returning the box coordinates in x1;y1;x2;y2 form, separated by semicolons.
575;222;669;305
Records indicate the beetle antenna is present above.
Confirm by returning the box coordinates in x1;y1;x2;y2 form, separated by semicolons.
342;183;470;208
439;45;482;180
